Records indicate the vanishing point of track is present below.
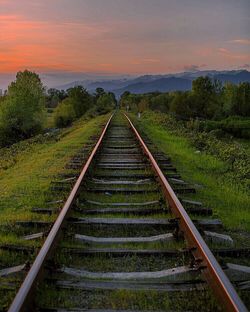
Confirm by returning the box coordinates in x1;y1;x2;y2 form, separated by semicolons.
7;112;248;312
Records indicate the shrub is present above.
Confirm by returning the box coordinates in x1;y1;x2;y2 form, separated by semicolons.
54;99;76;128
97;93;116;114
0;70;45;147
199;116;250;139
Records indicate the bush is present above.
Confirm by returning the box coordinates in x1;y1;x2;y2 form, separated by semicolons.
200;116;250;139
0;70;45;147
137;111;250;183
54;99;76;128
67;86;92;117
97;94;116;114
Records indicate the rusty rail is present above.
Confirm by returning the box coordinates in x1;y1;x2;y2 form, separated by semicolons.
8;114;114;312
124;113;247;312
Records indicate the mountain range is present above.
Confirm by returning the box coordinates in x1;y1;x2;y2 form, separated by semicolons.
55;70;250;97
0;70;249;97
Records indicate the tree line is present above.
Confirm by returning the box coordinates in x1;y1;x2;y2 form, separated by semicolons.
0;70;116;147
120;76;250;120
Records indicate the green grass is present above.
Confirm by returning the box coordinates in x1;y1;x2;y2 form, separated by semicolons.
0;114;109;246
132;112;250;232
36;287;220;311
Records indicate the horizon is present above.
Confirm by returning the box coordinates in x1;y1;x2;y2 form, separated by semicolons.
0;68;249;90
0;0;249;77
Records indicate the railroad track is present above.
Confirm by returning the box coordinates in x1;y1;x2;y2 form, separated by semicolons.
1;112;249;311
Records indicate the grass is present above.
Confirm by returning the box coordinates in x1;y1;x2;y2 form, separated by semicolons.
131;112;250;233
0;113;109;247
54;252;188;272
0;113;110;310
36;287;221;311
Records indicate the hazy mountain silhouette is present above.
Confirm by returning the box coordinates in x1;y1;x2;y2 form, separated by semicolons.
54;70;250;96
1;70;249;95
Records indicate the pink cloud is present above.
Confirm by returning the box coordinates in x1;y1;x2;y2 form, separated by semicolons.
229;39;250;45
143;58;161;63
218;47;250;61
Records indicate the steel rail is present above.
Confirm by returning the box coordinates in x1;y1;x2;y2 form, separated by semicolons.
124;113;247;312
8;114;114;312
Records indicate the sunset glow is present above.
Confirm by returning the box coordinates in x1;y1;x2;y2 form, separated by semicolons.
0;0;249;74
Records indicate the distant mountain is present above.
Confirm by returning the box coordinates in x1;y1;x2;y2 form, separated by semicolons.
1;70;249;96
114;77;192;96
213;70;250;84
54;70;250;97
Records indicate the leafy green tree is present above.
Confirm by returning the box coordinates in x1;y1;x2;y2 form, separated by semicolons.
222;83;238;117
149;93;172;113
138;98;149;113
192;76;217;118
0;70;45;146
67;86;92;117
108;92;117;107
54;98;76;127
97;93;116;114
234;82;250;116
46;88;67;108
95;87;105;99
170;92;193;119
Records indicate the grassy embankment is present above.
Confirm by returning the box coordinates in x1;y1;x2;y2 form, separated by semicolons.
130;111;250;237
0;113;109;247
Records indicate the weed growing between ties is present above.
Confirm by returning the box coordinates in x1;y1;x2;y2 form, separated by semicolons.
36;286;221;311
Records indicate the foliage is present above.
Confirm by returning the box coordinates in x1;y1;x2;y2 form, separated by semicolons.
95;87;106;99
131;111;250;231
52;86;116;128
137;111;250;184
169;92;193;119
66;86;92;118
198;116;250;139
120;76;250;138
53;86;116;128
96;93;116;114
149;93;172;113
0;70;46;147
54;98;76;127
46;88;68;108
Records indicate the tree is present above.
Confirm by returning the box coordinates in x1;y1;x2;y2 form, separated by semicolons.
222;83;238;117
46;88;68;108
0;70;45;146
54;98;76;127
95;88;105;99
191;76;217;118
138;98;149;113
234;82;250;116
67;86;92;117
149;93;172;113
97;93;116;114
170;92;193;119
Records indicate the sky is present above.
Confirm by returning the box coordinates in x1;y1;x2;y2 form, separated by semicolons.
0;0;250;76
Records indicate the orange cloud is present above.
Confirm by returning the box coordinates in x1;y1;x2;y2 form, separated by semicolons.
0;15;108;72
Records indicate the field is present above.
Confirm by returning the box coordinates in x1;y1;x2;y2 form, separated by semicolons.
130;112;250;236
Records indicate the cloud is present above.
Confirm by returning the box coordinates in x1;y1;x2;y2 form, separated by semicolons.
218;48;250;61
99;63;113;67
0;14;110;72
218;48;230;54
240;64;250;69
229;39;250;45
142;58;160;63
183;64;205;72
